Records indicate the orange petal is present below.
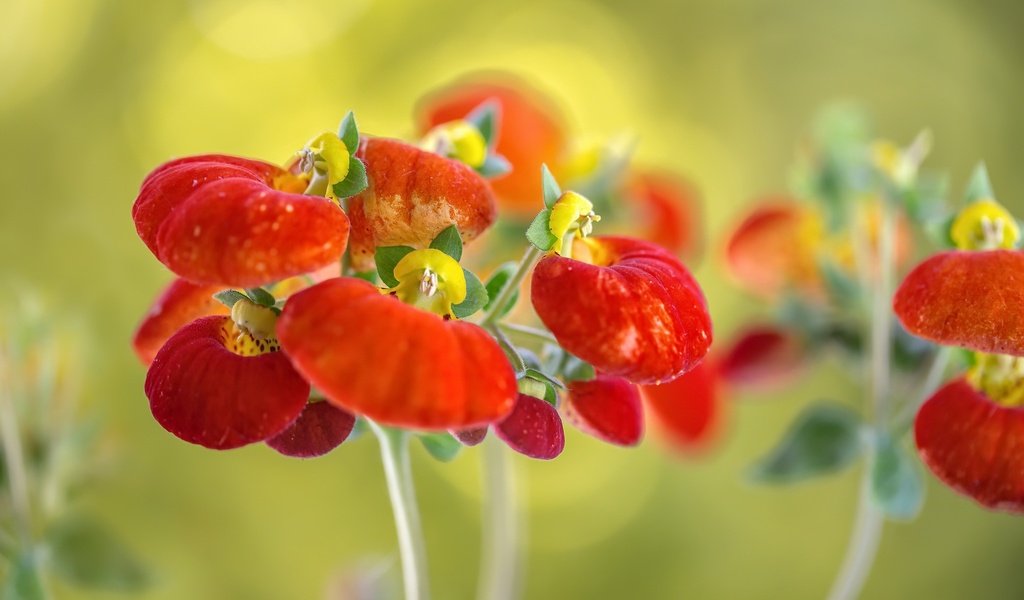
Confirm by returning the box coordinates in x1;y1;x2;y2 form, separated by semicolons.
724;201;820;298
641;360;724;454
625;171;703;260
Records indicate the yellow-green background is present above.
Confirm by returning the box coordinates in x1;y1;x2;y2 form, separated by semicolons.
3;0;1023;597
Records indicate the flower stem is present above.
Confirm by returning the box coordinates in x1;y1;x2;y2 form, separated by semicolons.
370;422;430;600
498;323;558;348
827;201;896;600
0;358;33;545
476;436;520;600
481;246;542;327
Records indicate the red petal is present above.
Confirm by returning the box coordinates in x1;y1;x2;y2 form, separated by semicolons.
564;375;644;446
416;75;567;216
724;201;820;298
266;401;356;458
894;250;1024;356
145;316;310;450
717;326;805;389
277;278;517;430
133;155;349;287
452;427;488;446
641;360;724;454
132;278;229;365
915;377;1024;512
347;137;497;271
626;171;702;260
531;236;713;384
494;394;565;460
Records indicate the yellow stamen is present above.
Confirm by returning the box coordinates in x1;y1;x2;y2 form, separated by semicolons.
950;199;1020;251
390;249;467;318
304;131;351;198
420;120;487;168
549;191;601;255
223;299;280;356
967;353;1024;407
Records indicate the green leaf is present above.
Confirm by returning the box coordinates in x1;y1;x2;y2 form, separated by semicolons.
419;433;461;462
924;212;957;249
540;164;562;208
429;224;463;261
452;269;488;319
374;246;416;287
466;100;499;148
483;262;519;319
562;355;596;382
871;434;925;520
353;270;379;284
524;368;565;390
337;111;360;154
246;287;276;307
332;157;368;199
213;289;248;309
526;209;558;251
477;154;511;178
965;162;994;203
2;552;45;600
748;403;863;484
47;516;150;591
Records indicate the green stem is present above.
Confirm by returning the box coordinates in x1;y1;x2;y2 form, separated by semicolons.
498;323;557;348
476;436;520;600
370;422;430;600
827;201;896;600
488;325;526;375
0;371;32;545
481;246;542;326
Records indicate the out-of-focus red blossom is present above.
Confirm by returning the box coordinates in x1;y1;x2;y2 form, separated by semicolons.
132;154;350;287
132;278;229;365
494;393;565;460
564;375;644;446
347;137;497;271
625;171;703;260
531;236;712;384
145;316;310;450
277;277;516;430
894;250;1024;357
725;201;821;298
266;401;356;458
717;326;806;389
641;360;724;454
452;427;488;447
915;377;1024;512
416;75;567;217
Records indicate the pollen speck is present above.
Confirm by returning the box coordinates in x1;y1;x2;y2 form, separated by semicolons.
285;204;295;213
193;225;201;237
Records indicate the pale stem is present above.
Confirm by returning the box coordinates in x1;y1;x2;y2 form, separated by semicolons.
481;246;542;326
476;436;521;600
0;353;32;545
370;422;430;600
498;323;558;348
827;202;896;600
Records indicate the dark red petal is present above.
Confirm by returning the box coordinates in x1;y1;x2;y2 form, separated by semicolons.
452;427;488;446
724;201;820;298
915;377;1024;512
494;394;565;460
266;401;356;458
145;316;310;450
564;375;644;446
277;278;516;430
895;250;1024;356
132;278;229;365
416;75;567;216
531;236;713;384
346;137;497;271
717;326;805;389
641;360;724;454
626;171;703;260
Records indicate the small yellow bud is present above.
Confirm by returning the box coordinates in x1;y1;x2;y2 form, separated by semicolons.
950;199;1020;251
421;120;487;168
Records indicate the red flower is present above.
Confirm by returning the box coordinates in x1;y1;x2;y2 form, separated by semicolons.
132;154;350;287
563;374;644;447
266;401;357;458
717;326;806;389
725;200;822;299
277;277;516;430
345;137;497;271
132;278;229;365
894;250;1024;357
624;171;703;260
145;314;310;450
416;75;567;217
915;377;1024;512
494;393;565;460
641;360;724;454
531;236;712;384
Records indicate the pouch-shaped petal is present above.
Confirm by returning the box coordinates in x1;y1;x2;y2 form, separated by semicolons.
494;394;565;460
133;154;349;287
915;377;1024;512
894;250;1024;356
531;236;712;384
717;326;805;389
347;138;497;271
452;427;488;446
417;76;566;216
564;375;644;446
625;171;702;260
266;401;356;458
725;201;821;298
277;278;516;430
641;360;723;454
145;316;310;450
132;278;228;365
